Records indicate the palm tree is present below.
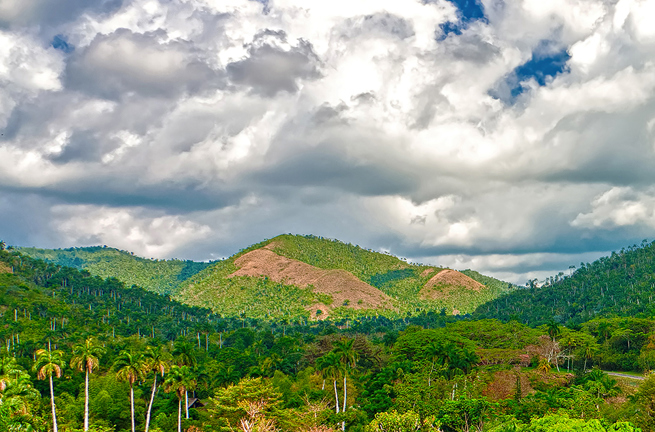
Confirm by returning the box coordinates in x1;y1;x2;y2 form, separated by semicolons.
164;365;195;432
582;341;597;371
316;352;343;414
70;338;105;432
546;321;561;342
172;340;197;419
143;346;170;432
33;349;65;432
559;335;577;371
114;351;145;432
333;339;359;416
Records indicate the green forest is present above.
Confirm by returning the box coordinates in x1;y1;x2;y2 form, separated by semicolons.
3;239;655;431
19;246;212;295
21;236;518;321
176;235;517;319
475;240;655;326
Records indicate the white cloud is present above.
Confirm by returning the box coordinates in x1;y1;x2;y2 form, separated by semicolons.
52;205;211;258
572;187;655;229
1;0;655;284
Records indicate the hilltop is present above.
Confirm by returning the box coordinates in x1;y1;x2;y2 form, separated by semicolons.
474;240;655;326
175;234;516;320
19;246;211;295
17;235;516;321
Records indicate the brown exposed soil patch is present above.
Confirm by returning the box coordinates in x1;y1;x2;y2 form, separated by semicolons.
420;268;435;277
419;269;485;300
0;262;12;274
483;370;534;400
230;249;393;316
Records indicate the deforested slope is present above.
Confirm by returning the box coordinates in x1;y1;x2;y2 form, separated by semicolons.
177;234;516;320
420;269;485;299
230;248;393;312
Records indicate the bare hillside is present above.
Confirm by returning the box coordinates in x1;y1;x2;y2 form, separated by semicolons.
230;248;394;316
420;269;485;300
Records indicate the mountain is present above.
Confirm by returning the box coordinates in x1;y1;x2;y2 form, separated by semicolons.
473;240;655;326
0;247;219;346
18;246;212;295
175;234;516;320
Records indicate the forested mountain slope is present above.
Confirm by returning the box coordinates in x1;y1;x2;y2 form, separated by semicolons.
176;234;516;320
1;245;653;432
0;248;221;346
15;235;516;321
19;246;212;295
474;240;655;326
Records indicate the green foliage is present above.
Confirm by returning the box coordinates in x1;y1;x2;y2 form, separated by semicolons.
177;234;516;321
436;398;498;432
366;410;440;432
475;241;655;327
3;241;655;432
19;246;212;295
445;320;542;349
492;414;640;432
370;270;418;289
209;377;296;432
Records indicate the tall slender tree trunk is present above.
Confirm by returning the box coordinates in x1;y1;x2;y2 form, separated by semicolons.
130;384;136;432
178;399;182;432
145;374;158;432
84;369;89;432
342;375;347;431
185;390;189;418
333;380;340;413
342;375;347;412
49;375;59;432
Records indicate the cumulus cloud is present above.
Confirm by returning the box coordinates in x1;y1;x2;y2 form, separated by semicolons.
66;28;222;99
226;30;322;96
1;0;655;283
572;187;655;229
52;205;211;258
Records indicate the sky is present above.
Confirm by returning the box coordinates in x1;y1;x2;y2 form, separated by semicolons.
1;0;655;284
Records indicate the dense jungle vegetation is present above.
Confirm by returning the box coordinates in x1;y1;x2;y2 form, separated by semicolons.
19;246;212;295
2;242;655;432
475;240;655;327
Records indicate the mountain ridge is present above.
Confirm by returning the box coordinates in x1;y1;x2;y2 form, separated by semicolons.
17;245;212;295
175;234;516;320
17;234;516;321
473;240;655;326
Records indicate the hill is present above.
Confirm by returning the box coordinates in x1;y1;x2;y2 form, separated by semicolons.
176;234;516;320
18;246;211;295
474;240;655;326
0;248;222;346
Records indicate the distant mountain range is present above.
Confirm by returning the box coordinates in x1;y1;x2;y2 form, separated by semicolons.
19;234;516;321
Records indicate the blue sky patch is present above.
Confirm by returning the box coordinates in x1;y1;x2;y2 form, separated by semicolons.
491;43;571;102
438;0;486;40
51;35;74;53
515;48;570;87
